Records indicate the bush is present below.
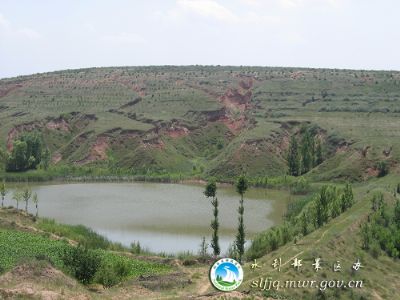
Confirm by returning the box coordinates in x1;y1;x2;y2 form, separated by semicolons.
95;263;119;288
130;241;142;254
370;241;381;258
376;161;389;177
62;245;101;284
290;177;310;195
94;260;130;288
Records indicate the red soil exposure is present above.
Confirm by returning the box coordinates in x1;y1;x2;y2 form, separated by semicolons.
214;79;254;134
45;118;70;131
51;152;62;164
219;79;253;112
220;116;247;135
0;84;23;98
166;125;189;138
238;79;253;90
140;138;165;150
6;123;41;152
6;128;18;152
219;88;252;112
76;136;109;164
365;167;380;178
132;84;146;97
107;72;147;97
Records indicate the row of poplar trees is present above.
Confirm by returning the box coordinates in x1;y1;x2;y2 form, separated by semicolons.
287;127;323;176
204;175;248;263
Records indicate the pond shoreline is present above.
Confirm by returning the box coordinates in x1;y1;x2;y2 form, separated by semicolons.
0;172;294;191
1;182;289;254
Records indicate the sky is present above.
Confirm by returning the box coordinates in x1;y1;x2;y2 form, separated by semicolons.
0;0;399;78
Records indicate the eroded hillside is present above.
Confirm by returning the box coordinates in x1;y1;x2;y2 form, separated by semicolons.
1;66;400;179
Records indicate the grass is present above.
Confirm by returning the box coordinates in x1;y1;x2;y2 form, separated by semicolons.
37;218;123;250
241;178;400;299
1;66;400;297
1;66;400;180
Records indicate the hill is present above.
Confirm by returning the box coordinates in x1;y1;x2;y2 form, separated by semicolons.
1;66;400;180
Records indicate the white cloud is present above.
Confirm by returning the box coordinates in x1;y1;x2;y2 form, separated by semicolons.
175;0;239;23
0;12;42;40
156;0;282;25
0;13;10;28
17;28;42;40
101;32;146;45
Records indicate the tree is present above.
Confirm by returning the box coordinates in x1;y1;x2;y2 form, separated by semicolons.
360;223;371;250
62;245;101;284
376;161;389;177
204;180;220;257
331;197;341;218
22;187;32;213
198;236;208;261
32;192;39;217
315;140;323;166
300;129;313;174
0;148;6;167
287;136;300;176
235;175;248;263
315;186;330;227
7;140;28;171
341;183;354;211
6;132;43;172
371;192;384;211
41;148;51;170
300;212;308;236
394;199;400;227
13;189;23;210
0;180;7;208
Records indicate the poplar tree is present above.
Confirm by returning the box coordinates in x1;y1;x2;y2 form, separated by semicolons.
204;180;220;257
315;140;323;166
22;187;32;213
300;130;313;174
287;136;300;176
235;175;248;263
0;180;7;208
32;192;39;217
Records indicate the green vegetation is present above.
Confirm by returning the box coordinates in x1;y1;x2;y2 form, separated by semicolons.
32;192;39;217
287;126;324;176
0;180;6;207
5;132;43;172
235;175;248;263
287;136;300;176
0;225;169;288
204;180;220;257
1;66;399;181
37;218;123;250
361;192;400;258
1;66;400;298
247;183;354;260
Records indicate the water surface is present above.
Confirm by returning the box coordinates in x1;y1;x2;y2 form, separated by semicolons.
3;183;290;254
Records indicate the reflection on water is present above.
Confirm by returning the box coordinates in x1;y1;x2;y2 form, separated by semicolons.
3;183;289;254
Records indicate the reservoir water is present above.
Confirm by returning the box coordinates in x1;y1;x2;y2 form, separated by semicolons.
3;183;290;254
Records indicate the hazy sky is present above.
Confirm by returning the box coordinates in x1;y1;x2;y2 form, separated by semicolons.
0;0;399;78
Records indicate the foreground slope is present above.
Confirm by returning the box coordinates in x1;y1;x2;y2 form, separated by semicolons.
241;175;400;300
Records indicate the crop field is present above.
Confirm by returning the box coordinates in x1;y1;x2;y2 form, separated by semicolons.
0;229;169;277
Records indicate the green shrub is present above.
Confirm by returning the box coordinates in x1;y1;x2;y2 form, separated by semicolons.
290;177;310;195
376;161;389;177
62;245;101;284
94;263;120;288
